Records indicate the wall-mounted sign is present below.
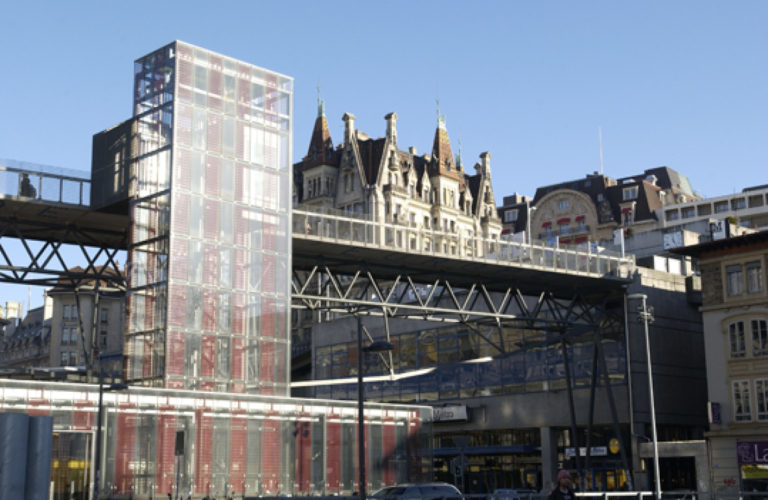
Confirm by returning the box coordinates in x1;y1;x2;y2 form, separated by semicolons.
708;401;721;424
663;231;683;250
565;446;608;457
737;441;768;465
710;220;730;241
433;405;468;422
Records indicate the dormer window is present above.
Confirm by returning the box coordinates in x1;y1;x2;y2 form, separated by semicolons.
623;186;638;201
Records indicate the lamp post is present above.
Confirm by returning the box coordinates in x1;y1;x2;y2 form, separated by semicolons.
627;293;660;500
357;316;394;500
93;378;127;500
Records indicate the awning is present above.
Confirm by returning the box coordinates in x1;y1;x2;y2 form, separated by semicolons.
557;217;570;224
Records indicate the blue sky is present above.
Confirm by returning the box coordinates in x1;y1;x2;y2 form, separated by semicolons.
1;0;767;308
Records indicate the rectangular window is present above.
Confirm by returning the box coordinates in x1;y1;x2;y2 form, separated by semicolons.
622;186;638;201
504;210;518;223
733;379;752;422
100;308;109;323
61;352;68;366
746;261;764;294
753;319;768;357
63;305;70;320
714;201;729;213
729;321;746;358
665;210;680;221
756;378;768;421
731;198;747;210
727;265;744;296
681;207;695;219
558;200;570;211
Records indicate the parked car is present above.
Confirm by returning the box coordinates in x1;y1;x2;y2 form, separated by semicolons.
371;482;463;500
491;489;538;500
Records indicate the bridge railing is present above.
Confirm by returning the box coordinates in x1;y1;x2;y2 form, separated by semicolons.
293;209;635;279
0;159;91;206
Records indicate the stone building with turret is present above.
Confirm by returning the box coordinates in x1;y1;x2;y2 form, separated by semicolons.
293;99;502;250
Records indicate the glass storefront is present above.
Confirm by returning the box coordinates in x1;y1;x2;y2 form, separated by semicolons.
0;379;431;498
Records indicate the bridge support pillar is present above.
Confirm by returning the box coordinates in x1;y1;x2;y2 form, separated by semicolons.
540;426;557;491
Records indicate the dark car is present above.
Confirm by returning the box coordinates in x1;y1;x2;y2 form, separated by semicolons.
371;482;463;500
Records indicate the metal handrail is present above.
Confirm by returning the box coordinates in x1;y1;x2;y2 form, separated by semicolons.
293;209;635;279
0;161;91;207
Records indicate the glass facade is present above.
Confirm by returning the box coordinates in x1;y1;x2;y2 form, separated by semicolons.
0;379;431;497
313;323;626;402
125;41;293;395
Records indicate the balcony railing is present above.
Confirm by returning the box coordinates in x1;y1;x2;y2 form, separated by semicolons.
293;209;634;279
0;159;91;207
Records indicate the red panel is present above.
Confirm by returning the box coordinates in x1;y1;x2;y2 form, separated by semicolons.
203;289;216;331
168;286;186;328
178;59;193;87
27;396;49;416
204;199;220;240
165;329;186;376
261;297;274;338
230;410;247;493
261;412;281;494
232;336;244;380
263;214;276;251
295;415;312;493
170;237;188;282
155;408;177;493
260;341;274;383
382;417;396;485
115;403;137;494
172;192;190;236
203;243;219;286
326;418;341;491
232;293;245;333
72;400;92;430
194;408;213;493
143;336;154;379
206;154;221;195
261;253;275;293
408;413;422;480
201;335;216;377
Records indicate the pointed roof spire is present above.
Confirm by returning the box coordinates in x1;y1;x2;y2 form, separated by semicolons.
317;84;325;118
431;101;456;175
456;138;463;169
436;97;446;130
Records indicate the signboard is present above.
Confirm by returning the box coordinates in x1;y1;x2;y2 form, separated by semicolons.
565;446;608;457
663;231;683;250
737;441;768;465
433;405;468;423
710;220;730;241
708;401;721;425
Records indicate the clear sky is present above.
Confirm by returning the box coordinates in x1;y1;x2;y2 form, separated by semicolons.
1;0;767;309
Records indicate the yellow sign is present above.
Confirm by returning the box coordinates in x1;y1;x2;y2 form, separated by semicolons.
609;438;620;454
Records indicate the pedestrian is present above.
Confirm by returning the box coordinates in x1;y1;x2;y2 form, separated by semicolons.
547;470;575;500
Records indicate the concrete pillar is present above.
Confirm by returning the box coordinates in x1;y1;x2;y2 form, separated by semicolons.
540;426;557;491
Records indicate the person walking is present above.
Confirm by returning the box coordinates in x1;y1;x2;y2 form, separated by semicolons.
548;470;575;500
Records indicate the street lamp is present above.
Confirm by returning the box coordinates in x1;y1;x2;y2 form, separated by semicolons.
93;378;127;500
357;316;394;500
627;293;660;500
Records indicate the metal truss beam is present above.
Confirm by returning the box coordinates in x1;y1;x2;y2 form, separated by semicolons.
0;217;127;289
292;266;613;335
